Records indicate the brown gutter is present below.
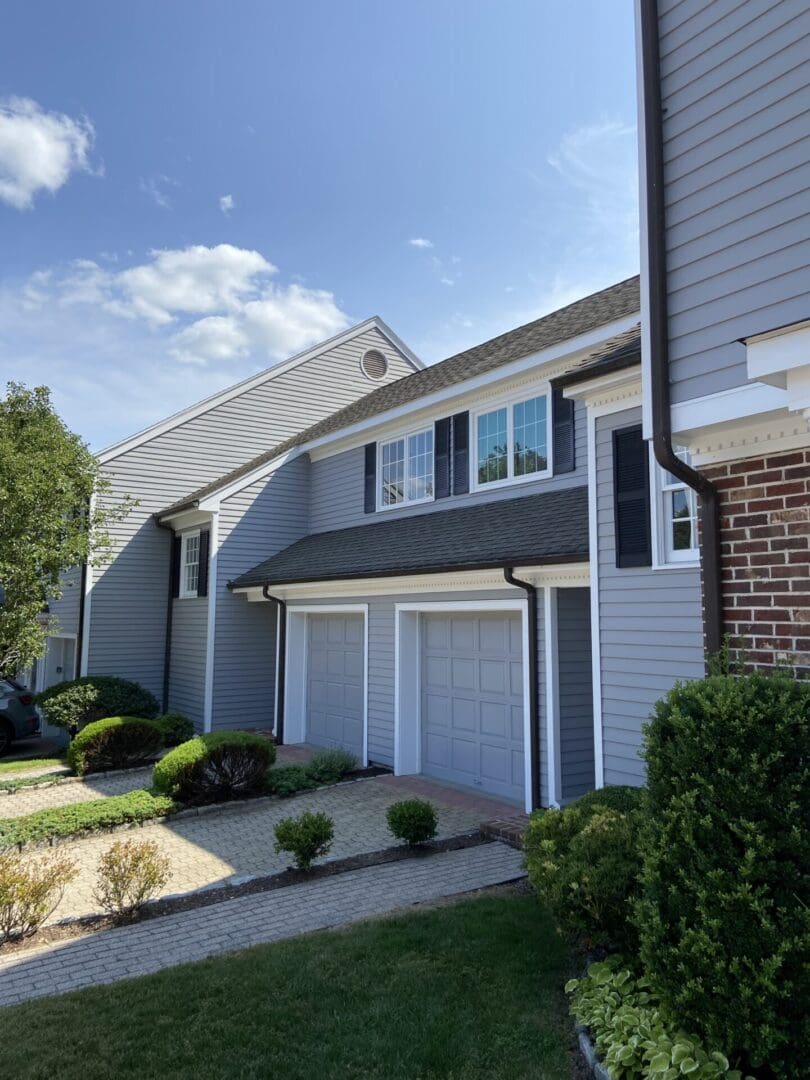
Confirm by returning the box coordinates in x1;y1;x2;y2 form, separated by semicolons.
504;569;541;811
639;0;723;657
262;585;286;744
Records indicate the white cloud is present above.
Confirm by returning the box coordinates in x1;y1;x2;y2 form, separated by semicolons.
219;193;234;214
0;244;352;446
139;174;178;210
0;96;96;210
408;237;433;249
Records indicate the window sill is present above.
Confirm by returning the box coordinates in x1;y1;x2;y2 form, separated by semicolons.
651;558;700;572
470;468;552;495
376;496;435;513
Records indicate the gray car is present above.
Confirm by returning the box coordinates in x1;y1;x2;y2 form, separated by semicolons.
0;677;41;756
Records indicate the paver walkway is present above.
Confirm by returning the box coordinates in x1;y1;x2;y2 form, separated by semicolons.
0;841;526;1006
33;777;486;922
0;766;153;817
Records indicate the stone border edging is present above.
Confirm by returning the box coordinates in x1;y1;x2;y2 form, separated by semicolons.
0;762;157;795
575;1023;612;1080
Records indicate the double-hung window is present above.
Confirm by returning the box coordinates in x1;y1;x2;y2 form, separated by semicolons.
656;447;699;564
379;427;434;508
179;531;200;598
474;392;550;488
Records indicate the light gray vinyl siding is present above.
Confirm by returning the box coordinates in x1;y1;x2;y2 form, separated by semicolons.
308;399;587;533
286;589;553;806
87;327;413;700
595;407;704;786
168;597;208;726
211;456;311;730
47;567;82;640
556;587;594;801
659;0;810;403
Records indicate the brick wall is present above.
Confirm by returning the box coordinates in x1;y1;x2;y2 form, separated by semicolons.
703;447;810;674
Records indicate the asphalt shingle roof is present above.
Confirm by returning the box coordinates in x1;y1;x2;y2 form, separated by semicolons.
230;486;589;589
158;275;639;519
554;325;641;388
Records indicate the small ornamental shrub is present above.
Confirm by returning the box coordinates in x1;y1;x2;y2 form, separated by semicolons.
273;811;334;870
152;732;276;804
37;676;159;735
151;712;195;747
566;957;752;1080
93;839;171;919
523;788;644;950
637;671;810;1076
0;851;78;941
66;716;163;775
305;748;358;785
264;765;317;798
386;799;438;846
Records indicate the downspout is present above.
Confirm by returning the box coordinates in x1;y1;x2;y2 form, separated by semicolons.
639;0;723;657
263;585;286;744
75;560;88;682
156;520;175;713
504;568;541;811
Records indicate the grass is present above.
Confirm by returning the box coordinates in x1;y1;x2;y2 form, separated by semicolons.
0;893;575;1080
0;788;177;847
0;756;65;775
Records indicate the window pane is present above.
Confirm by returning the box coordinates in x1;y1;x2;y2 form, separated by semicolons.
183;535;199;594
669;488;696;551
381;438;405;505
513;395;547;476
407;429;434;501
477;408;508;484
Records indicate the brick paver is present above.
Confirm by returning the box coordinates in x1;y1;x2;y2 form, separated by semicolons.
33;776;486;922
0;841;526;1006
0;766;154;818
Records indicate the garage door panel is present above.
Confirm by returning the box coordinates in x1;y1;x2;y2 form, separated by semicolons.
306;614;364;759
420;612;524;804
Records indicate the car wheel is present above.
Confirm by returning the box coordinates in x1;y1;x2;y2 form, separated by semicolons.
0;720;14;757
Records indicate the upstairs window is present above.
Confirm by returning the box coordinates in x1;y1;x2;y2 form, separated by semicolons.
474;392;550;488
180;531;200;597
655;447;699;564
379;427;434;508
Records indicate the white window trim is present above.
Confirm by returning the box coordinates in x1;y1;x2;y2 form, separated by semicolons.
376;425;435;512
649;445;700;570
179;529;201;599
470;385;553;493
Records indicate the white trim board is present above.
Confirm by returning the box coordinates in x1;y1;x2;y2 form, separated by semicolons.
202;511;220;733
98;318;423;464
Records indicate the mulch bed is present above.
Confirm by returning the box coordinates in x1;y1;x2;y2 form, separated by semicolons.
0;830;489;956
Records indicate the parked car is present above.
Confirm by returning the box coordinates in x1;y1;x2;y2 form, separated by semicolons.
0;677;41;755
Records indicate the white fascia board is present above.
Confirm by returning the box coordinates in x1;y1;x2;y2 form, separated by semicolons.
98;317;417;464
746;322;810;387
157;508;214;530
563;368;642;410
670;382;789;440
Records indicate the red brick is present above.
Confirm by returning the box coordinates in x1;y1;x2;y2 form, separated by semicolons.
734;514;769;528
767;481;807;497
769;564;801;578
750;552;785;566
784;494;810;509
771;507;809;523
766;452;805;468
788;550;810;564
747;469;785;485
713;474;747;491
784;465;810;481
731;458;765;474
731;540;770;554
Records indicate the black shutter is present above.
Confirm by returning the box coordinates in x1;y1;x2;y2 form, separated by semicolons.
613;425;652;568
197;528;210;597
552;387;575;474
170;534;182;598
434;417;451;499
363;442;377;513
452;411;469;495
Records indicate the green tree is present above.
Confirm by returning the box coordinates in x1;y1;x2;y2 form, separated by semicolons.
0;383;131;676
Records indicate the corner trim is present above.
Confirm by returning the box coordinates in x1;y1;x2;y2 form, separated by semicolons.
202;510;220;733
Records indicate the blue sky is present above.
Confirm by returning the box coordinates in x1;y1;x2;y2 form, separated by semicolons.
0;0;638;449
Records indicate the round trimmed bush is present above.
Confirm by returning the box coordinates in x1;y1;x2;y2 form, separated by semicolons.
151;712;195;747
152;732;276;804
37;676;159;735
637;670;810;1076
273;811;334;871
66;717;163;776
386;798;438;846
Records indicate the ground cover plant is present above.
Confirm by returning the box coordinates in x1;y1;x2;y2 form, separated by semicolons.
0;789;177;848
0;893;573;1080
264;749;358;797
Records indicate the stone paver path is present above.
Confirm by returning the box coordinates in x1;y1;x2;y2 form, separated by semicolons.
0;841;526;1006
36;777;485;922
0;766;153;818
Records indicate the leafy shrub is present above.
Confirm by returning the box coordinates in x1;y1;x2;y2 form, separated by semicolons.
93;839;171;919
524;791;644;950
566;957;752;1080
264;765;317;798
273;811;334;870
152;732;276;804
386;798;438;846
151;712;195;747
305;749;357;785
0;789;177;848
66;716;163;775
37;676;159;735
637;671;810;1075
573;784;645;817
0;851;77;941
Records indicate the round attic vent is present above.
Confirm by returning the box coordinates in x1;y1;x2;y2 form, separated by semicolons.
361;348;388;381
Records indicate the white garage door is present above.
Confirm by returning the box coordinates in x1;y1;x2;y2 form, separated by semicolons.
420;612;524;803
306;613;364;760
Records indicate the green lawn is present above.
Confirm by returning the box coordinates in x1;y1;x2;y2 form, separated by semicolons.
0;893;575;1080
0;755;65;775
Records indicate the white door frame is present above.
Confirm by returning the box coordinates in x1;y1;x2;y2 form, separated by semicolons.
284;604;369;767
394;599;533;813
